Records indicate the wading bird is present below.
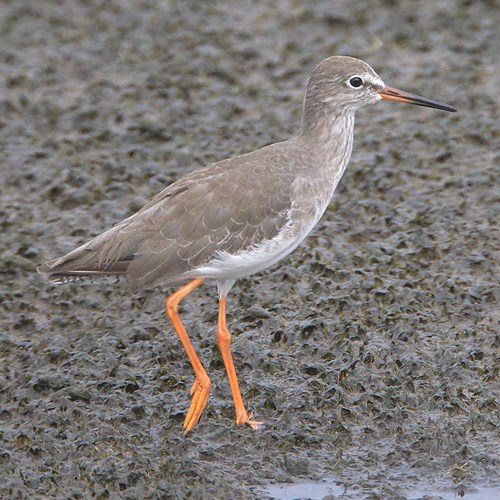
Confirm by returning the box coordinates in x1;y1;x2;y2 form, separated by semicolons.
38;56;456;434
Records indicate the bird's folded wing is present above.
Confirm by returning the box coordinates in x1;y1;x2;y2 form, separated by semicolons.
38;150;295;289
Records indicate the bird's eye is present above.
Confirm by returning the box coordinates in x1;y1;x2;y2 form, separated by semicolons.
348;76;363;88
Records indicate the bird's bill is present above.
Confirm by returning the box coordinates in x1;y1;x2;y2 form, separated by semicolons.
379;85;457;112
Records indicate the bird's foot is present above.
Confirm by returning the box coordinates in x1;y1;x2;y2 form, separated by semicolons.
236;409;264;431
183;376;211;435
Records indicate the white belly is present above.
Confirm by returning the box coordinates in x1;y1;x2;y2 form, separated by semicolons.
185;203;326;282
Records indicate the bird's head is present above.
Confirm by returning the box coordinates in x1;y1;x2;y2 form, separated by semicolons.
303;55;456;126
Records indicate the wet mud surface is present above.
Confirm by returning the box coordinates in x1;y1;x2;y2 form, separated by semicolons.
1;1;498;498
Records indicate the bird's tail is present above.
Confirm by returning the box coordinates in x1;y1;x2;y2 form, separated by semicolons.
37;261;130;283
37;224;137;284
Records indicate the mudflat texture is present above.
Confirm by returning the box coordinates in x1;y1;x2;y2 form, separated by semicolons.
1;1;498;498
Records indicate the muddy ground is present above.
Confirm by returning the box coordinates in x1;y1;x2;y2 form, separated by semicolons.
0;1;498;499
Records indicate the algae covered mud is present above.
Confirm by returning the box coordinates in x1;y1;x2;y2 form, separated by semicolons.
1;1;498;498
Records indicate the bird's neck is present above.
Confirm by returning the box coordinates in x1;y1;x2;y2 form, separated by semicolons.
297;111;355;186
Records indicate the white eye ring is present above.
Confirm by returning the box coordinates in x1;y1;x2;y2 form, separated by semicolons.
347;76;364;89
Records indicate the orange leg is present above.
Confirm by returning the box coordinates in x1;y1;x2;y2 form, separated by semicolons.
217;297;263;430
166;278;210;435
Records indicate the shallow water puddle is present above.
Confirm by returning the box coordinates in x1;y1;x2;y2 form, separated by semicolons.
263;480;499;500
263;479;344;500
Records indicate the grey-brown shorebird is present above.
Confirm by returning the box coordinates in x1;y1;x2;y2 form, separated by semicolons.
38;56;456;434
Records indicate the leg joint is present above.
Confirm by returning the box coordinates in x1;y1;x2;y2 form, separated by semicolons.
217;324;231;347
165;295;179;319
166;279;204;319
